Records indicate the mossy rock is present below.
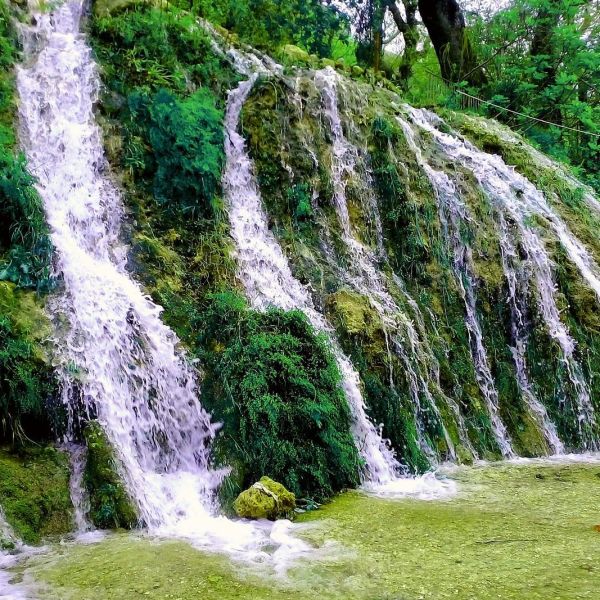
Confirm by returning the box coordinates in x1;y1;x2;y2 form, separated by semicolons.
0;282;52;351
0;446;74;544
325;289;383;337
83;421;138;530
277;44;314;67
233;477;295;520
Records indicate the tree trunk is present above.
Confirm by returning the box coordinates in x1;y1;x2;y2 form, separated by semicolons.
417;0;485;86
384;0;419;87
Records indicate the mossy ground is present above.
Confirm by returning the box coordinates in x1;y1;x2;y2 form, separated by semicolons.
17;461;600;599
0;446;73;544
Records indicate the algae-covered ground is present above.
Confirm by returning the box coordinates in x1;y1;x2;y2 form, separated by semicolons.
14;461;600;600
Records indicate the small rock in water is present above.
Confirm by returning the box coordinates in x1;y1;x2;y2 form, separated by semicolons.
593;524;600;532
233;477;295;520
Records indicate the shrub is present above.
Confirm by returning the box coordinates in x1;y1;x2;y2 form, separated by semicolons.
147;89;224;218
199;292;361;501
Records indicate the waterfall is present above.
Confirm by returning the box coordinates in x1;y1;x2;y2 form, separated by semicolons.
497;213;565;454
398;117;515;458
313;67;457;463
15;0;278;552
223;75;399;485
65;443;91;532
405;108;597;450
221;54;455;498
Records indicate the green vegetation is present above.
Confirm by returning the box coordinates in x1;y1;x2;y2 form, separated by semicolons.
199;293;361;502
0;445;73;544
90;2;360;504
0;282;59;444
0;0;53;290
469;0;599;192
179;0;350;59
83;421;138;530
21;461;600;599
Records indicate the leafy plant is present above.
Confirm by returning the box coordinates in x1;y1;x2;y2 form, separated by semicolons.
199;292;361;501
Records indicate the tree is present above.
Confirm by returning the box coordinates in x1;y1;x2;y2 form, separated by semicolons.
417;0;485;84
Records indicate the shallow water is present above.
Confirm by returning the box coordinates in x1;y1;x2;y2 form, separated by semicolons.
9;461;600;599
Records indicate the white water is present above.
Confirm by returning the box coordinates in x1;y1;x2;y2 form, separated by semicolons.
0;510;31;600
314;67;456;463
15;0;313;562
398;117;515;458
65;443;91;532
497;213;565;454
406;108;597;449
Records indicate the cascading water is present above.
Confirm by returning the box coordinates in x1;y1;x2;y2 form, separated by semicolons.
15;0;305;558
406;108;598;449
65;443;91;532
398;117;515;458
314;67;457;463
221;55;455;498
497;213;564;454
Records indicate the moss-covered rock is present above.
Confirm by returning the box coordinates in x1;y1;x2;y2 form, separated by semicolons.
0;446;73;544
277;44;314;67
83;421;138;530
233;477;295;520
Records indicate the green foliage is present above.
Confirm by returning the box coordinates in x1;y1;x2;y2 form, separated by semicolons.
148;89;223;217
288;183;313;222
0;1;53;290
83;421;138;530
92;5;235;97
0;445;73;544
468;0;600;191
0;282;58;443
185;0;350;58
199;292;361;501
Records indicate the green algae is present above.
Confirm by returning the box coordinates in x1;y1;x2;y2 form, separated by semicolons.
21;461;600;599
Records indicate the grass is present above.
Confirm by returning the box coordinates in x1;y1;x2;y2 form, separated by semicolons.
16;460;600;599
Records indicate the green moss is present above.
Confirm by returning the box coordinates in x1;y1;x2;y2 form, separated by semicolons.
233;476;296;520
83;421;138;530
0;282;59;442
0;445;73;544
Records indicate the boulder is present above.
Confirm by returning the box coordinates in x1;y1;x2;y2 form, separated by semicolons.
233;477;295;520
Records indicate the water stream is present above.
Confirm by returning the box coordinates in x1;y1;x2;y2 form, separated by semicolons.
398;117;515;458
314;67;456;463
220;57;455;498
406;108;597;449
